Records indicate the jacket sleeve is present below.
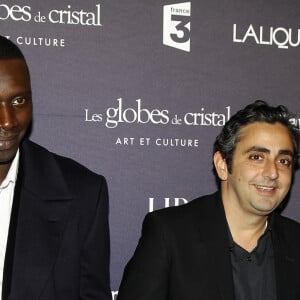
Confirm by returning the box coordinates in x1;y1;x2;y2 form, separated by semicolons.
80;177;111;300
117;212;169;300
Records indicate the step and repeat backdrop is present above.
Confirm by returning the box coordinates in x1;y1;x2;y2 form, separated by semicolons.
1;0;300;298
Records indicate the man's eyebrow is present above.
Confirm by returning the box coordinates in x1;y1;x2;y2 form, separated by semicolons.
278;149;294;157
10;90;32;98
243;147;270;154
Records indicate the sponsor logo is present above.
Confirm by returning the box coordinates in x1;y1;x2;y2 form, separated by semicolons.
1;3;102;47
84;98;231;128
0;3;101;26
84;98;300;148
233;24;300;49
163;2;191;52
84;98;231;148
149;197;188;212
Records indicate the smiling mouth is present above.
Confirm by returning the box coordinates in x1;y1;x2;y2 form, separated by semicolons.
0;135;18;141
255;185;277;191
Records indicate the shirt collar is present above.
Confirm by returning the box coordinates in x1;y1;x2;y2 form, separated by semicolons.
0;149;20;189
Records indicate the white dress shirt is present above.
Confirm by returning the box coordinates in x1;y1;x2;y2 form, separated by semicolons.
0;150;19;297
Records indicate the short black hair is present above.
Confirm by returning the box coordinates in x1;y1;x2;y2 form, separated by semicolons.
0;35;26;61
213;100;299;172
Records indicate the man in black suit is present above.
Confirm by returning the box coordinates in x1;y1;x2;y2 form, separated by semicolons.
0;36;111;299
118;101;300;300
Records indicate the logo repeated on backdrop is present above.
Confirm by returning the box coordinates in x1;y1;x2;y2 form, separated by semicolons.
84;98;231;148
149;197;188;212
163;2;191;52
84;98;231;128
233;24;300;49
0;3;102;47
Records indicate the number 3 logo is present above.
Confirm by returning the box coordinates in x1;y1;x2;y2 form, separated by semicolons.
170;15;190;43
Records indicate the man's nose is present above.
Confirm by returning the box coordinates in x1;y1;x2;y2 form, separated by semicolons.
0;103;17;131
262;159;279;180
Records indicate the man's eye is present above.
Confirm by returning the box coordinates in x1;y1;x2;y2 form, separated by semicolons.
279;158;291;166
249;154;262;160
12;97;26;106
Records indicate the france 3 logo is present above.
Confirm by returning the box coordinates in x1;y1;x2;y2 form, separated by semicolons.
163;2;191;52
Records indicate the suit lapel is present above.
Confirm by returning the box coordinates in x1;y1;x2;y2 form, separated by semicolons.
5;140;72;299
196;193;235;300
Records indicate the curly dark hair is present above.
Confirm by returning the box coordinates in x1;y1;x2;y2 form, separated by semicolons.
213;100;299;173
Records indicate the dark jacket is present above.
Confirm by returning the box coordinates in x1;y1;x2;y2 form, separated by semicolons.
118;192;300;300
3;140;111;300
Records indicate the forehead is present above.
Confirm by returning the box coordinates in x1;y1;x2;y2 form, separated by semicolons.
236;122;294;152
0;58;31;96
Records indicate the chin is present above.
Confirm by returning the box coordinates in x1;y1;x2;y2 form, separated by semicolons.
0;149;18;164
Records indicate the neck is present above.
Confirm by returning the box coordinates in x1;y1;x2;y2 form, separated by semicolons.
221;189;269;252
226;213;268;252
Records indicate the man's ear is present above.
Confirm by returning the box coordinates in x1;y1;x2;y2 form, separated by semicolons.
213;151;229;180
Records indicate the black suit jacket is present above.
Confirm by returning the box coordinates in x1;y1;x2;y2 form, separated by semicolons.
2;140;111;300
118;192;300;300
